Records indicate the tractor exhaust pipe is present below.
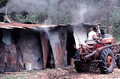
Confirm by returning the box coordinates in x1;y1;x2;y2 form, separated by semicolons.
84;43;120;59
84;49;99;59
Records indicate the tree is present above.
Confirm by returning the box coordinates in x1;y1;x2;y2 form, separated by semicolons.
0;0;9;8
0;0;117;25
56;0;59;25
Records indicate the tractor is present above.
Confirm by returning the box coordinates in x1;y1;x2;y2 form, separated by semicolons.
74;23;120;74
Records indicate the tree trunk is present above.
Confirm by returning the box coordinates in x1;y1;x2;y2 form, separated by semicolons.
0;0;9;8
106;12;110;33
56;0;59;25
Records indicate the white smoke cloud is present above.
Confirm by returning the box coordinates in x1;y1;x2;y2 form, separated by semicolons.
0;0;48;13
0;0;117;24
78;4;87;23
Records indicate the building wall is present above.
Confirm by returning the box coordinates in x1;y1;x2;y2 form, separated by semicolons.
18;29;43;70
0;42;5;72
0;25;80;72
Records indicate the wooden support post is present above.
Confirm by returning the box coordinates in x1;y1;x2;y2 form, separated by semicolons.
16;44;20;72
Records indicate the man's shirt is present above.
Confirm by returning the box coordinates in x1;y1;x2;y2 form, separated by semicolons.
88;31;96;40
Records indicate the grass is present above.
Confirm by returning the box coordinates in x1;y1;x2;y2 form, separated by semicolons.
1;70;43;79
2;74;29;79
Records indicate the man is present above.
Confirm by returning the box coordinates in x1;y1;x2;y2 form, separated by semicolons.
88;27;99;40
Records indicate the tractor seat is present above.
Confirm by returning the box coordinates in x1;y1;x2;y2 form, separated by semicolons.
85;40;96;50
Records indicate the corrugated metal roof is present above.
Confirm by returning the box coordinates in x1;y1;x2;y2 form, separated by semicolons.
0;22;57;29
0;15;57;29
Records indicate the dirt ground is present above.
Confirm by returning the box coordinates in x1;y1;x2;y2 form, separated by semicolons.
1;66;120;79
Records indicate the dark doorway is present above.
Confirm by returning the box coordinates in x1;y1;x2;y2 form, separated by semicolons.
66;26;76;65
46;41;55;68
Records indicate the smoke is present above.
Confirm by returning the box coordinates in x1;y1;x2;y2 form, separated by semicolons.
72;0;117;23
0;0;48;13
72;4;87;23
43;18;52;25
0;0;117;24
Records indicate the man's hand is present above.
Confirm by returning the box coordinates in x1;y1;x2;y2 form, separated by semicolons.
99;37;102;41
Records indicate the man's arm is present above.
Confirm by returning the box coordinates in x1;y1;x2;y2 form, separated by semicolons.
93;34;102;41
92;35;99;40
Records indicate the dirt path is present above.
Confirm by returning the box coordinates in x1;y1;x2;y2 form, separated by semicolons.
1;66;120;79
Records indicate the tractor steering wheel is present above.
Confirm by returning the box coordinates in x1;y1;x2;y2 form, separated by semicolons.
95;38;104;46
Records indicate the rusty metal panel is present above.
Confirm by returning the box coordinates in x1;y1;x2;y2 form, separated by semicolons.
4;44;17;72
18;30;43;70
0;42;5;73
58;27;67;66
15;44;20;72
48;27;67;68
48;32;62;68
54;42;62;68
40;32;49;69
0;15;57;29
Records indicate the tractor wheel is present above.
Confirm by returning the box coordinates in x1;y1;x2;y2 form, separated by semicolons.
74;50;82;72
74;50;90;72
116;55;120;69
74;61;90;72
74;50;80;59
99;48;115;74
74;61;83;72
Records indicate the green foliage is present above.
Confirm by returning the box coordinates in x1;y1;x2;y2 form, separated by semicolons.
110;6;120;26
3;0;119;26
112;26;120;41
110;6;120;41
59;10;72;24
9;13;39;24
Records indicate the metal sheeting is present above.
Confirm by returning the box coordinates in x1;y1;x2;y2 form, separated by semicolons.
4;44;17;72
18;30;43;70
0;15;57;29
0;22;57;29
2;29;12;44
48;27;67;68
48;32;62;68
73;26;87;48
0;22;68;70
40;31;49;69
0;21;76;70
58;27;67;66
0;42;5;72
